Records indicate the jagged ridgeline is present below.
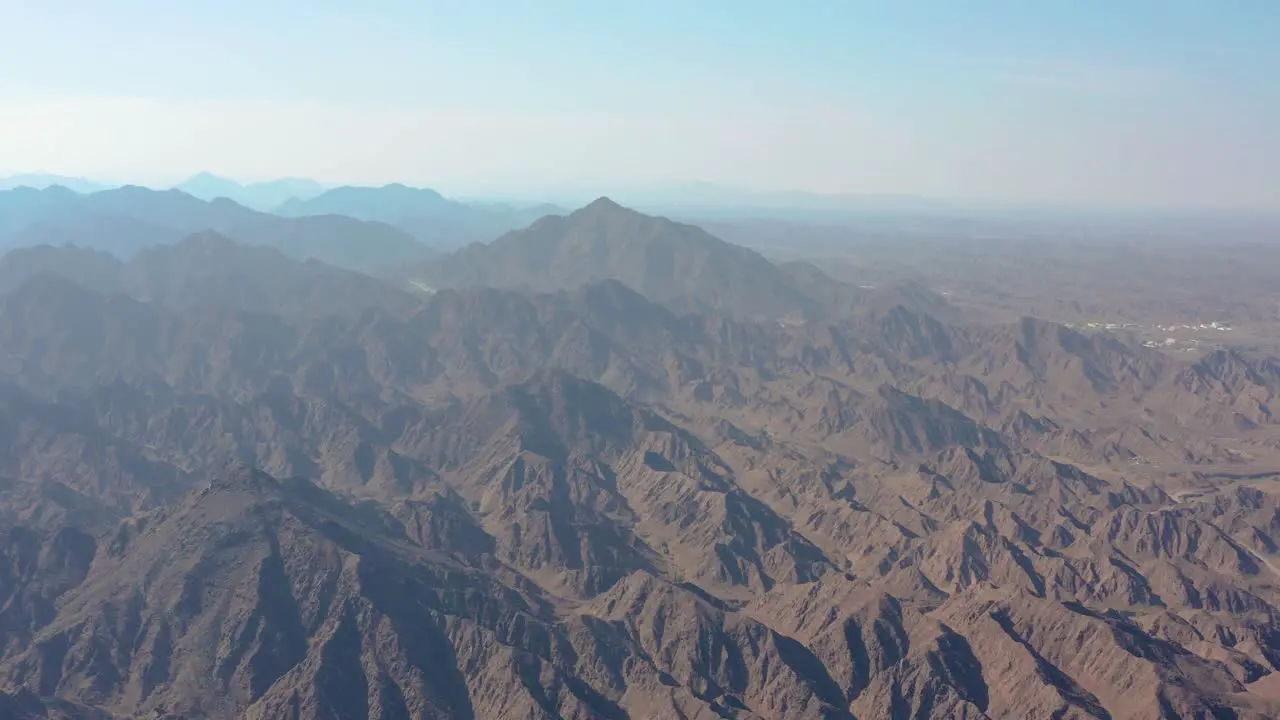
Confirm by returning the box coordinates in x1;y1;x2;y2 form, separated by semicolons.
0;197;1278;718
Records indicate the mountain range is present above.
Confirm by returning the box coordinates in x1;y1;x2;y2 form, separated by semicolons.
0;181;577;273
0;175;114;195
0;197;1278;718
172;173;326;211
278;183;562;250
403;197;943;322
0;185;433;273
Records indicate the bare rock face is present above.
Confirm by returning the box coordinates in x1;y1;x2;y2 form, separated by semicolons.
3;465;553;718
0;686;112;719
4;225;1280;718
0;467;854;720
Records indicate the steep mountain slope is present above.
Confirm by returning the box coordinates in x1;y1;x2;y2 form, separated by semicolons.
124;233;424;318
409;198;830;319
0;381;192;531
415;370;834;598
0;464;854;719
409;198;954;321
0;245;126;297
0;687;111;719
0;244;1279;717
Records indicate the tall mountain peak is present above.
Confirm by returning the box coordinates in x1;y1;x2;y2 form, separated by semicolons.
204;460;282;495
407;200;828;319
577;196;627;215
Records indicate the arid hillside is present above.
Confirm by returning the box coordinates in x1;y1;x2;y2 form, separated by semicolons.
1;204;1279;719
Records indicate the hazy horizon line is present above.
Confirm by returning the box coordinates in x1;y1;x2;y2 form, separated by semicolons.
4;170;1279;220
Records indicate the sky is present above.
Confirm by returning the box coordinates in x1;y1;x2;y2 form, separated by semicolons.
0;0;1277;210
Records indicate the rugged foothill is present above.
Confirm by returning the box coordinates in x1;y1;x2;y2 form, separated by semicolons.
0;194;1278;718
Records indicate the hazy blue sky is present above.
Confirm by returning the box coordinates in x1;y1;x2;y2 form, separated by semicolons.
1;1;1277;209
